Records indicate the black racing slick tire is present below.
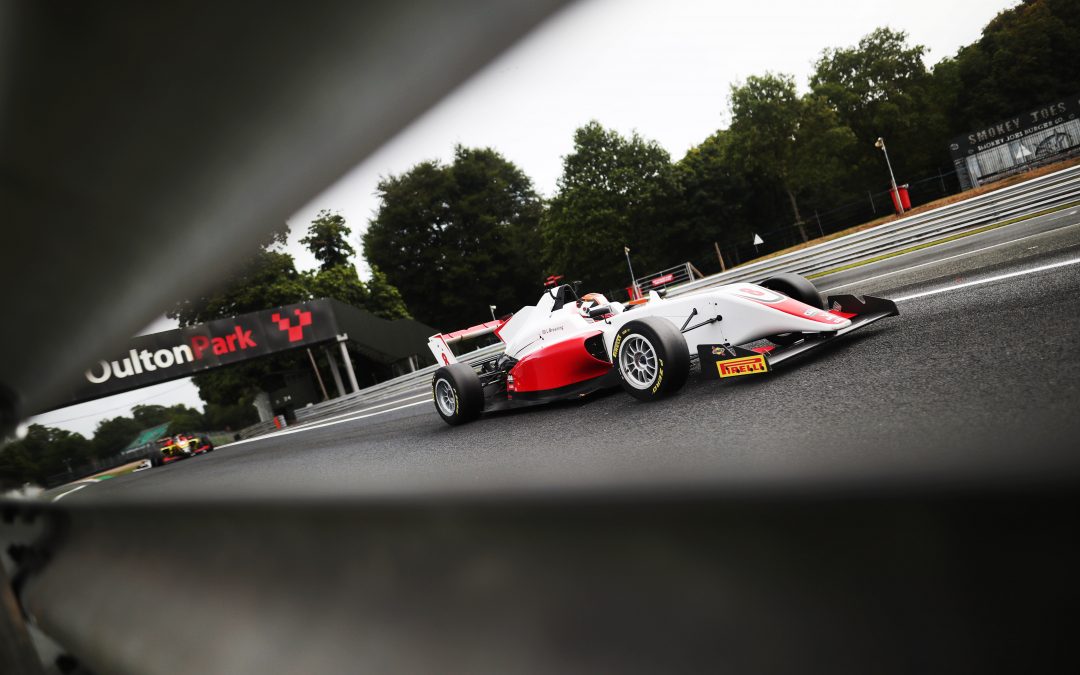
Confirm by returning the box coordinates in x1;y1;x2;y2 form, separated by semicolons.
759;273;825;346
759;273;825;309
611;317;690;402
432;363;484;426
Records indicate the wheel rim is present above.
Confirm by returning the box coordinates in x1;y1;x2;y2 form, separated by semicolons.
618;334;658;390
435;378;456;416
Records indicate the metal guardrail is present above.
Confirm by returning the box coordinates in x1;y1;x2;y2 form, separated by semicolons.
9;490;1079;673
238;164;1080;439
279;344;504;427
667;164;1080;297
237;345;502;438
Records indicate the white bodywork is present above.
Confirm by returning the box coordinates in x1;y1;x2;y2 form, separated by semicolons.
429;283;851;364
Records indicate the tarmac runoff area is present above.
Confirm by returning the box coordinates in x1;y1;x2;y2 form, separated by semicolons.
53;208;1080;503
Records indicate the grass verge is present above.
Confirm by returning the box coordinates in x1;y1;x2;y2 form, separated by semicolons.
741;155;1080;268
806;199;1080;279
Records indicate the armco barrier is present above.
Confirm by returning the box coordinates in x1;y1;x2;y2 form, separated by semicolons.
667;164;1080;297
234;344;506;437
238;164;1080;439
237;344;503;438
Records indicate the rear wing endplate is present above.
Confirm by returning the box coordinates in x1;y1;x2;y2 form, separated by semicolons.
427;319;504;365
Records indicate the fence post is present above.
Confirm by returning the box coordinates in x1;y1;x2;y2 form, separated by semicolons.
814;211;824;238
714;242;726;272
868;191;876;215
306;348;329;401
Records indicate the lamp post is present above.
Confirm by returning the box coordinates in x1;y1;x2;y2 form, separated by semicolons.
875;137;904;215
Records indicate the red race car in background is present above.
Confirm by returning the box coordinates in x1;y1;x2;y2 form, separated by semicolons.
152;433;215;466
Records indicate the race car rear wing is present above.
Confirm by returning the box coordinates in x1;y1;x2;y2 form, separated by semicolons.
428;319;504;365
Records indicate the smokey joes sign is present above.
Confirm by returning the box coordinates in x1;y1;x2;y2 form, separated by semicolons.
950;93;1080;158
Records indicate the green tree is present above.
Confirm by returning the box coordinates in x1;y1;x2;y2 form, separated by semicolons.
670;130;759;271
0;425;92;487
169;250;310;327
363;266;411;320
300;210;356;270
943;0;1080;132
542;121;678;292
304;263;369;309
364;146;544;329
811;27;956;184
203;400;259;432
90;415;144;458
727;74;857;242
0;437;36;489
301;211;413;319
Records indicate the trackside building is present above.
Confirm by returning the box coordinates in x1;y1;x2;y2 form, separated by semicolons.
951;93;1080;189
43;298;435;415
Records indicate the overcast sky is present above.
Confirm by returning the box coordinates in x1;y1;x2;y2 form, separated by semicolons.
30;0;1018;437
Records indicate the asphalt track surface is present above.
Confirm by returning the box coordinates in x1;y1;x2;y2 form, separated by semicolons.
63;209;1080;503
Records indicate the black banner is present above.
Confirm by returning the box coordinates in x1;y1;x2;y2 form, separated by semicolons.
67;300;341;406
950;93;1080;158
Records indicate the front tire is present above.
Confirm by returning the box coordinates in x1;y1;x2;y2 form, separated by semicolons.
759;273;824;309
432;363;484;426
611;317;690;401
759;273;825;345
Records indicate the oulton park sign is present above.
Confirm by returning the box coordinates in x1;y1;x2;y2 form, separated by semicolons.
65;300;341;408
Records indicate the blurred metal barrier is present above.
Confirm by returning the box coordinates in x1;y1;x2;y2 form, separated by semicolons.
667;163;1080;296
0;0;571;435
3;487;1079;674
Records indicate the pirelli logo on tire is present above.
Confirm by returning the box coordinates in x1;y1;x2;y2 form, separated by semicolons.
716;355;768;378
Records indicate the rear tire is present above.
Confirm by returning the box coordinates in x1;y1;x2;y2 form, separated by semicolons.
611;317;690;401
432;363;484;426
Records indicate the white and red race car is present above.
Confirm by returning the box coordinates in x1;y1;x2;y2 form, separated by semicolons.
427;273;898;425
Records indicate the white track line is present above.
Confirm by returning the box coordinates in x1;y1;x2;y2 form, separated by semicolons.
225;398;432;448
822;215;1080;291
51;484;88;502
290;391;430;426
895;256;1080;302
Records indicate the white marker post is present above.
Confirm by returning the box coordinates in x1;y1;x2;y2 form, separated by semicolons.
624;246;639;299
752;233;764;256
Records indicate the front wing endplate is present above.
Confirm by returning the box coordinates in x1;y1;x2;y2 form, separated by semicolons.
698;294;899;378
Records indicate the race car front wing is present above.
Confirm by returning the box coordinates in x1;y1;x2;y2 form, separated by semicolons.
698;294;899;379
